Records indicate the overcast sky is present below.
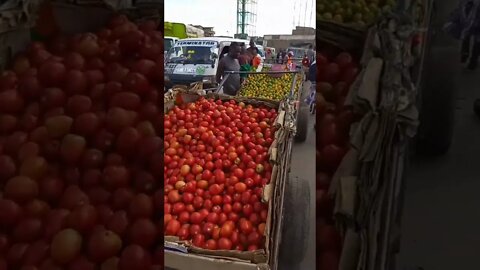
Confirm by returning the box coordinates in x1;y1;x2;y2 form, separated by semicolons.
164;0;315;36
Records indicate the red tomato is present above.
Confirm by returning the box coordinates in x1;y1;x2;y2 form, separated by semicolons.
204;239;217;250
192;234;205;248
165;219;180;236
190;212;203;224
218;238;233;250
239;219;253;234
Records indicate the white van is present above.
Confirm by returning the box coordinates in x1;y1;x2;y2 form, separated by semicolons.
164;36;179;55
164;37;247;88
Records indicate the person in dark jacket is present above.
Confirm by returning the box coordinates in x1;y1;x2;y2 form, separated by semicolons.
276;49;282;63
460;0;480;69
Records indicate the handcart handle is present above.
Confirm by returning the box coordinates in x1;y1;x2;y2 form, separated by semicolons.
212;73;231;93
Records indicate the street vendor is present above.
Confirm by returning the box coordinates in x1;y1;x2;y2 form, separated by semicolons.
251;47;262;70
238;44;251;65
238;44;252;83
216;42;241;96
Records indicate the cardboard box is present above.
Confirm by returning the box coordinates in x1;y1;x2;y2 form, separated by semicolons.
164;89;296;270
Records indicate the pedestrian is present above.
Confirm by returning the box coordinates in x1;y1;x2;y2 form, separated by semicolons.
238;43;251;66
247;39;256;57
266;48;272;62
238;44;252;83
276;49;283;64
302;52;310;68
445;0;480;69
307;45;316;63
251;47;262;70
286;51;294;70
216;42;241;96
461;0;480;69
282;50;287;64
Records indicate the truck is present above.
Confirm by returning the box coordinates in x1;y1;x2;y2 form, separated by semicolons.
164;22;205;54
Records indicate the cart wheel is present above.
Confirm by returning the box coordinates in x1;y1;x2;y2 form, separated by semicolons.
295;106;309;142
279;176;311;268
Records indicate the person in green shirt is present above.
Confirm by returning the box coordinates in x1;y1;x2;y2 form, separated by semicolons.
238;44;252;84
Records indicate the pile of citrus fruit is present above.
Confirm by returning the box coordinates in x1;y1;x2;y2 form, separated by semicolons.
317;0;396;26
238;73;302;101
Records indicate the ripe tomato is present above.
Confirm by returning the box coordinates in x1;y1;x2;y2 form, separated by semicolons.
165;219;180;236
189;224;201;236
192;234;205;248
239;219;253;235
242;204;254;217
206;213;219;224
190;212;203;224
208;184;222;195
234;182;247;193
211;195;222;205
204;239;217;250
232;168;244;179
202;223;215;236
203;199;213;210
220;222;234;238
218;238;233;250
192;196;203;209
178;211;190;224
223;203;233;214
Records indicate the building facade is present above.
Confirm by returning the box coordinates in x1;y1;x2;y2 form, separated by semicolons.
263;26;315;51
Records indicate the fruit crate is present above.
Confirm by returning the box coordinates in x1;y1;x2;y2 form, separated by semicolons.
163;89;296;270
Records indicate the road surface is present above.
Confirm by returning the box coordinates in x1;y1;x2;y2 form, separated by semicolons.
398;0;480;269
279;111;316;270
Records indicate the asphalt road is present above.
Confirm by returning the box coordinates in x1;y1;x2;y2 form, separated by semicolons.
397;1;480;269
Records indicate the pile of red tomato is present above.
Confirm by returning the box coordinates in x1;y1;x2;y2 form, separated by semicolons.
316;51;361;270
164;98;275;252
0;14;164;270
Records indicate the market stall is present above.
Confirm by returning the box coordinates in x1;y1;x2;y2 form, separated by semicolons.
162;51;316;268
0;1;164;269
163;78;299;269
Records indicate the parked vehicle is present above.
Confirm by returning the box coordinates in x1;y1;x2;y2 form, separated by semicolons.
164;37;247;88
